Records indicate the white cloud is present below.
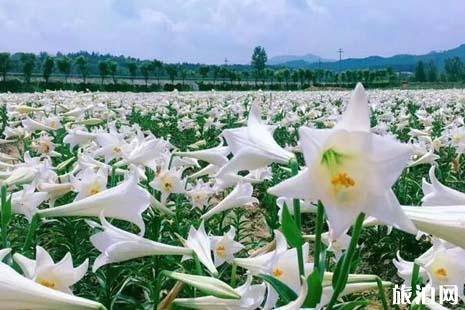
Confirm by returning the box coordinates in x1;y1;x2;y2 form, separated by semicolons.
0;0;463;63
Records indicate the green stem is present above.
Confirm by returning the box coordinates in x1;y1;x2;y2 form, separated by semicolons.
376;277;389;310
22;214;40;254
1;186;9;248
409;262;421;309
326;213;366;309
314;201;325;277
290;158;305;279
193;253;203;276
289;159;301;229
230;262;237;287
153;271;163;306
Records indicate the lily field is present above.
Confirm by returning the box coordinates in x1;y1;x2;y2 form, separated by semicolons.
1;85;465;309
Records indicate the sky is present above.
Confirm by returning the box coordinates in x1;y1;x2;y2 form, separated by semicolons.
0;0;464;64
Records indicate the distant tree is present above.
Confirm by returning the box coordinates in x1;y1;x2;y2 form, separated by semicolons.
264;68;274;84
98;60;110;85
75;56;89;83
199;65;209;81
165;64;178;84
127;62;137;85
212;66;220;84
426;61;438;82
179;67;188;86
283;69;290;89
140;62;153;86
305;69;314;85
57;57;72;83
42;56;55;84
444;57;464;82
219;67;228;84
291;71;299;84
20;53;36;83
108;61;118;84
0;53;10;82
275;70;284;85
414;61;426;82
152;60;163;85
251;46;267;83
228;70;237;85
242;71;250;85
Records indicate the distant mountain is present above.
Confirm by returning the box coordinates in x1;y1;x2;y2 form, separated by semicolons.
275;44;465;72
268;53;334;65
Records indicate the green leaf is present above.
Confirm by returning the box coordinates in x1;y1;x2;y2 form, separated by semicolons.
258;274;298;304
333;300;370;309
332;252;346;290
1;193;12;228
281;203;303;248
303;268;322;308
319;247;327;278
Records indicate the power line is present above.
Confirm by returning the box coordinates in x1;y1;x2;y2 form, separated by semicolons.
337;48;344;62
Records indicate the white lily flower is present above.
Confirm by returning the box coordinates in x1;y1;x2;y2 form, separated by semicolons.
210;226;244;267
408;149;440;167
175;143;230;166
149;167;186;205
173;276;266;310
89;214;191;272
233;230;288;275
94;131;127;163
402;205;465;249
184;221;218;276
318;281;392;309
421;166;465;206
71;167;108;201
164;271;240;299
22;117;56;133
187;180;214;210
38;175;150;235
0;261;105;309
269;83;417;238
201;183;258;220
37;182;74;206
63;127;96;148
218;102;294;176
2;166;39;187
10;184;48;222
422;246;465;301
13;246;88;294
117;138;166;169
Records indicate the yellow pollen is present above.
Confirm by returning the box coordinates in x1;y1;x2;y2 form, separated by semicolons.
434;267;448;280
50;121;57;128
113;146;121;154
216;245;227;258
41;143;51;154
331;172;355;188
39;279;56;289
272;268;284;278
89;183;102;196
163;182;173;192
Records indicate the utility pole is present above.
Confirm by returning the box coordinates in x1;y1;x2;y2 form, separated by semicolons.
337;48;344;72
337;48;344;62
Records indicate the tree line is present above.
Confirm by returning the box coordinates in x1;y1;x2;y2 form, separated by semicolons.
2;46;460;93
414;57;465;82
